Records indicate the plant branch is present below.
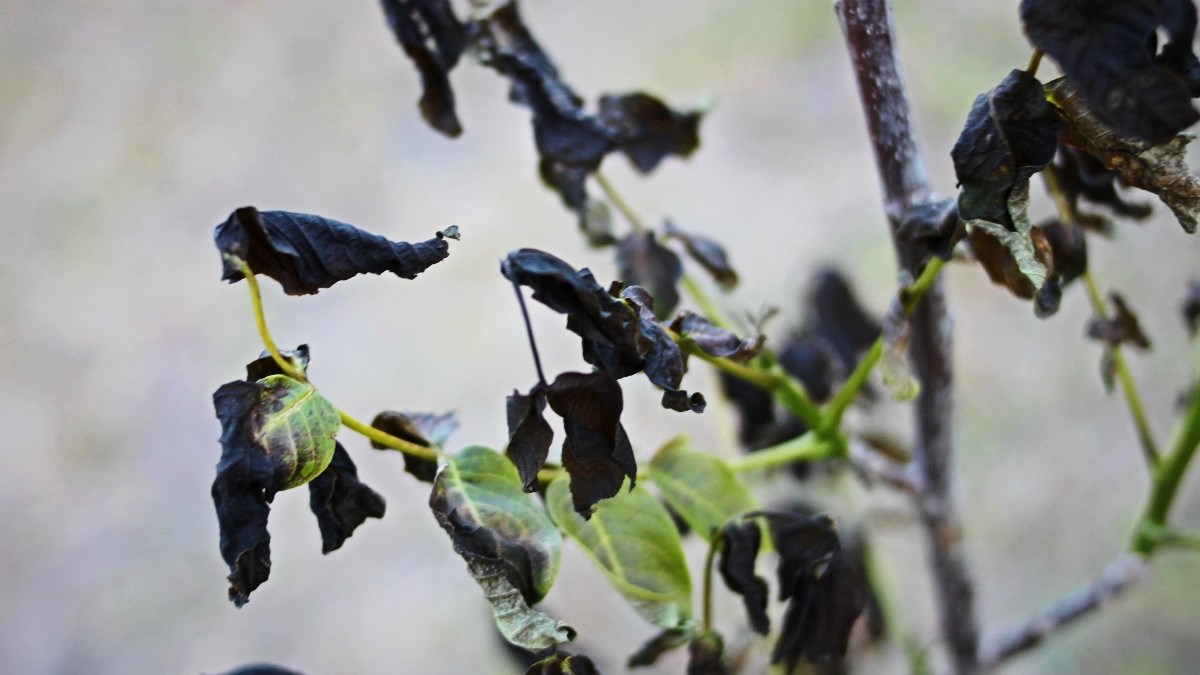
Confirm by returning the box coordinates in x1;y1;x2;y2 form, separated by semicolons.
977;555;1147;669
1137;523;1200;551
508;276;549;387
837;1;980;671
728;430;834;473
1026;49;1044;77
339;409;441;462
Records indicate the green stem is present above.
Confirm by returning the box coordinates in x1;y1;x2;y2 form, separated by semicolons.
339;410;441;462
1082;270;1161;468
728;430;834;473
595;171;649;232
701;531;721;632
824;257;946;426
1132;368;1200;554
1026;49;1044;77
1138;523;1200;551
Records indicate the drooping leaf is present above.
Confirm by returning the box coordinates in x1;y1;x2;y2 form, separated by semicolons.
687;630;730;675
308;443;386;554
895;197;964;263
546;474;694;629
1050;77;1200;233
215;207;453;295
717;520;770;635
370;410;454;482
430;446;572;649
763;512;865;667
616;231;683;320
664;220;739;290
598;93;703;173
670;312;764;364
803;269;881;374
211;374;341;606
1040;219;1089;288
1087;292;1152;349
647;438;758;542
627;628;693;668
1184;279;1200;335
1020;0;1200;145
546;371;637;516
967;220;1054;303
618;285;702;412
380;0;468;137
776;333;843;404
526;654;601;675
1054;147;1153;226
507;385;554;492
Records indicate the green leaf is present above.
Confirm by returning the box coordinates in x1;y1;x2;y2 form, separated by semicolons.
431;446;572;650
254;374;340;490
546;473;693;629
647;437;759;541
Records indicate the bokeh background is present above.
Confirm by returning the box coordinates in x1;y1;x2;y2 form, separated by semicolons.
2;0;1198;673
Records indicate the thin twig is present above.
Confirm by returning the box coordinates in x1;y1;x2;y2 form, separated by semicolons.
836;1;980;671
508;274;549;387
977;555;1147;669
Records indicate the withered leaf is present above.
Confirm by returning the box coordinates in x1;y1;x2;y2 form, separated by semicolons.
664;220;739;290
370;410;454;483
546;371;638;516
777;334;843;404
506;386;553;492
687;631;729;675
1050;77;1200;233
967;223;1055;307
670;311;764;364
895;197;963;262
628;628;692;668
1021;0;1200;145
380;0;468;137
215;206;452;295
719;372;779;447
308;443;386;554
617;231;683;320
803;269;881;374
1087;292;1152;349
527;654;601;675
1183;279;1200;335
717;520;770;635
1054;147;1153;224
762;512;865;667
598;93;703;173
620;286;702;412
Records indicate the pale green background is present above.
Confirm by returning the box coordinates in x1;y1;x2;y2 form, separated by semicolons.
1;0;1198;673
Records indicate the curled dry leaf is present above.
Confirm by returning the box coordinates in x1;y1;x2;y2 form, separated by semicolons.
687;631;730;675
215;206;452;295
526;654;601;675
1087;292;1152;349
308;443;387;554
1021;0;1200;145
370;410;457;483
1050;77;1200;233
617;231;683;320
670;311;764;364
506;386;554;492
664;220;739;290
1055;147;1153;227
717;520;770;635
627;629;692;668
380;0;468;137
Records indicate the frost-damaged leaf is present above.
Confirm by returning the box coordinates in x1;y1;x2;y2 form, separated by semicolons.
719;373;780;447
215;206;452;295
762;512;865;667
1050;77;1200;233
801;268;881;378
598;93;703;173
1087;292;1152;350
777;334;842;404
616;231;683;320
546;371;637;516
717;520;770;636
308;443;386;554
211;374;340;606
896;198;963;263
620;286;703;412
1055;147;1153;228
687;631;729;675
880;298;920;401
370;410;455;483
664;220;739;290
627;628;692;668
670;311;764;364
430;446;572;650
507;385;553;492
648;437;758;542
380;0;467;137
1021;0;1200;145
546;474;694;629
967;220;1054;306
1184;279;1200;335
526;653;601;675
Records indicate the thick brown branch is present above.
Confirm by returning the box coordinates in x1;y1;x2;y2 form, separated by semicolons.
978;555;1147;669
836;0;980;671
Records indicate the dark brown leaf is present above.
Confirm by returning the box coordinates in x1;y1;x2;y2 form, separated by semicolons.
546;371;637;516
370;410;446;483
1087;292;1152;349
1184;279;1200;335
507;386;554;492
895;198;963;262
628;628;692;668
380;0;468;137
308;443;386;554
598;93;702;173
616;231;683;320
717;520;770;635
664;220;739;290
687;631;729;675
527;654;601;675
671;311;764;364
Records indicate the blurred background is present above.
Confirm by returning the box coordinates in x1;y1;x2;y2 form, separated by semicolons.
2;0;1198;672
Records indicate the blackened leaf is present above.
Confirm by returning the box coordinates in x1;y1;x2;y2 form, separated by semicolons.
616;232;683;320
546;371;637;516
1051;78;1200;233
370;410;444;483
896;198;964;262
670;311;764;364
664;220;739;290
526;654;601;675
804;269;881;374
953;69;1060;231
661;390;707;413
717;520;770;635
598;93;703;173
1087;292;1152;349
245;345;310;382
1184;279;1200;335
546;474;694;629
719;372;778;447
777;333;843;404
967;221;1055;305
1040;220;1089;288
216;207;452;295
1055;147;1153;223
687;631;729;675
308;443;386;554
763;512;865;666
648;437;759;543
430;446;572;649
628;628;692;668
1021;0;1199;145
507;386;553;492
380;0;467;137
619;285;699;411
